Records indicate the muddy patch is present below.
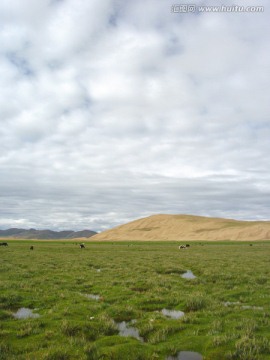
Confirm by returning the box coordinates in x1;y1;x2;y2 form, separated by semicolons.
116;320;144;342
13;308;40;319
181;270;196;279
162;309;185;319
167;351;203;360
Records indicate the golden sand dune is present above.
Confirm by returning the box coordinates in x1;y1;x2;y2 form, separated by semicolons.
91;214;270;241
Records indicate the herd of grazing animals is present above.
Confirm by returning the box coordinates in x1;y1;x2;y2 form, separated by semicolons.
0;243;191;249
1;242;187;249
0;242;256;252
1;242;189;249
0;242;191;250
0;243;86;249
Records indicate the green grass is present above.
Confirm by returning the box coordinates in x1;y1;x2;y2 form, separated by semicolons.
0;240;270;359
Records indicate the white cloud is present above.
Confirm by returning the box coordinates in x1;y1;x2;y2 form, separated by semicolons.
0;0;270;231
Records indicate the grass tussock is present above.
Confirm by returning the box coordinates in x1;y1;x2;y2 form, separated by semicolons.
185;293;208;311
42;347;72;360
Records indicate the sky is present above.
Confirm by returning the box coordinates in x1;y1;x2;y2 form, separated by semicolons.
0;0;269;231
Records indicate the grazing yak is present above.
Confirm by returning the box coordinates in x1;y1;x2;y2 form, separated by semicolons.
0;242;8;246
30;246;34;250
80;244;85;249
179;244;190;249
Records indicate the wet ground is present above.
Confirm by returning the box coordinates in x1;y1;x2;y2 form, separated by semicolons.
181;270;196;279
223;301;263;310
115;320;144;342
84;294;101;300
166;351;203;360
13;308;40;319
162;308;185;319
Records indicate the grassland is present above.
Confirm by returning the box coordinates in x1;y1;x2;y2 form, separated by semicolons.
1;240;270;359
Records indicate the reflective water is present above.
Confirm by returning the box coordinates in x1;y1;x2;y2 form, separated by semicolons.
166;351;203;360
223;301;240;306
13;308;40;319
116;320;144;342
181;270;196;279
162;309;185;319
224;302;263;310
84;294;101;300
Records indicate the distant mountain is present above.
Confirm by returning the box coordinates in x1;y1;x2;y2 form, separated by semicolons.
0;228;27;236
65;230;97;238
91;214;270;241
0;228;97;239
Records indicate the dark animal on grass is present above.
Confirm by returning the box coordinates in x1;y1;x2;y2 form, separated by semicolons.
179;245;186;249
30;246;34;250
0;242;8;246
186;244;190;247
80;244;85;249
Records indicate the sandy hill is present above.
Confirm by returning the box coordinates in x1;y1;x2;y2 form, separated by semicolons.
90;214;270;241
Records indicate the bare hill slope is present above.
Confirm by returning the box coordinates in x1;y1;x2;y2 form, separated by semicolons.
91;214;270;241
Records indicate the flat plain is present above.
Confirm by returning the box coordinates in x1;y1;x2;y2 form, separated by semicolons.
1;240;270;359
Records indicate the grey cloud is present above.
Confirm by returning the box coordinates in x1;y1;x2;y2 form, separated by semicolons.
0;0;270;231
1;172;270;231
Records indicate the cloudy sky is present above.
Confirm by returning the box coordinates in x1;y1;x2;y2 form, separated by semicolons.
0;0;269;231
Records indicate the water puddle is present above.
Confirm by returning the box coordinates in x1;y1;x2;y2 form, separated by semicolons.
13;308;40;319
223;302;263;310
162;309;185;319
242;305;263;310
223;301;240;307
84;294;101;301
116;320;144;342
166;351;203;360
181;270;196;279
